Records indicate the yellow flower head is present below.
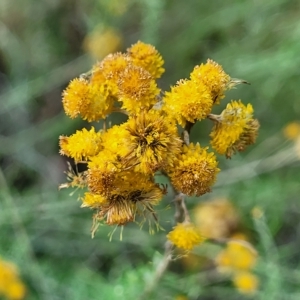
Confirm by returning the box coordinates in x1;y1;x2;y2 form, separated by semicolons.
114;171;163;207
62;78;89;119
167;222;205;250
163;79;213;127
101;124;129;157
190;59;230;104
81;81;117;122
0;258;26;300
59;127;102;162
127;41;165;79
117;65;160;114
85;154;136;226
193;198;239;239
87;151;121;197
168;143;220;196
92;52;132;84
62;78;117;122
216;240;258;271
210;100;259;158
233;271;259;295
121;110;182;174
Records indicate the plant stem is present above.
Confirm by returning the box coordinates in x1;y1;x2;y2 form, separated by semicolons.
139;122;193;298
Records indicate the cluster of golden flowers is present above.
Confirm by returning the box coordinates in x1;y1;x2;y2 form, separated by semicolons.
59;41;259;242
0;257;26;300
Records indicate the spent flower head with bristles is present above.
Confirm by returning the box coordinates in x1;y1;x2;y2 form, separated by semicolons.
90;170;164;226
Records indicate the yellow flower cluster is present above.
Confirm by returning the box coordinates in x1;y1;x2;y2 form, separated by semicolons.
0;257;26;300
216;235;259;295
59;40;259;236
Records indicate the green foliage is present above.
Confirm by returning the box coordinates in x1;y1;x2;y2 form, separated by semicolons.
1;0;300;299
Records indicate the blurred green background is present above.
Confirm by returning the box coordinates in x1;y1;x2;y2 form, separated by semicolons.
1;0;300;299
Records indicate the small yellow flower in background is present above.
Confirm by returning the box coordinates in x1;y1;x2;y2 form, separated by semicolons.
216;240;258;271
210;100;259;158
167;222;205;251
232;271;259;295
0;257;26;300
83;26;122;60
168;143;219;196
190;59;230;105
127;41;165;79
283;121;300;140
193;198;240;239
59;127;102;162
163;79;213;127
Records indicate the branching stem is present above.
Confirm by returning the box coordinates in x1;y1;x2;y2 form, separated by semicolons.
140;122;193;298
